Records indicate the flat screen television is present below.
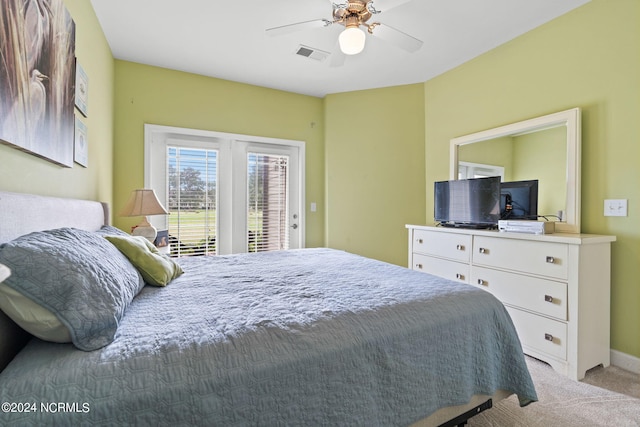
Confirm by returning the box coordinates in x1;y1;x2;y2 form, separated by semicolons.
500;179;539;220
434;176;501;228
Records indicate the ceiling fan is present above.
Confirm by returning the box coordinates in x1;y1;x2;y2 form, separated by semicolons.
266;0;423;64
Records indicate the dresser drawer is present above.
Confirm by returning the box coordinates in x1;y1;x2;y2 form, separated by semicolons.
412;229;471;262
471;266;567;320
506;307;567;360
412;253;469;284
473;236;568;280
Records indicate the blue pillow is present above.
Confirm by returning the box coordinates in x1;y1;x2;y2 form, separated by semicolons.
0;228;144;351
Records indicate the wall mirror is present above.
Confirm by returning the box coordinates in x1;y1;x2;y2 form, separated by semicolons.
450;108;581;234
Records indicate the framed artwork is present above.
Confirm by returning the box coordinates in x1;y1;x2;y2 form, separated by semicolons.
0;0;76;167
75;60;88;117
154;229;170;254
74;117;88;167
154;230;169;248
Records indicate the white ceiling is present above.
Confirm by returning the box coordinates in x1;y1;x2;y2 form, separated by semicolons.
89;0;590;98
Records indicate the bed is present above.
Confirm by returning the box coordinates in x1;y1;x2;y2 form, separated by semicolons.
0;191;536;426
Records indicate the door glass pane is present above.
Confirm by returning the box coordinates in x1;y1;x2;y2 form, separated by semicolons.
167;147;217;256
247;153;289;252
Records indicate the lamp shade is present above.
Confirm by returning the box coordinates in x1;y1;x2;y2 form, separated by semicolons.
120;189;168;217
120;189;168;242
339;26;366;55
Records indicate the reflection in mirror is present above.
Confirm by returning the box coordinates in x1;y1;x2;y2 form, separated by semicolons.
450;108;581;233
458;126;566;219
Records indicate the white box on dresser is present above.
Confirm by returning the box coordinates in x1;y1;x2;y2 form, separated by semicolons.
406;224;616;381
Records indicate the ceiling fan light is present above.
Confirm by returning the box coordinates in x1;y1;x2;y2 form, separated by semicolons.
339;26;366;55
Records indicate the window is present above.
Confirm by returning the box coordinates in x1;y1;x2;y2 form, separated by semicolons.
458;161;505;180
145;125;304;256
167;147;218;256
247;153;290;252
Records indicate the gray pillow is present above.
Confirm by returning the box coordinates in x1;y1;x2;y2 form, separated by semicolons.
0;228;144;351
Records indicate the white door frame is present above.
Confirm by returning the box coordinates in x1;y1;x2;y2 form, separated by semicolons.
144;124;306;253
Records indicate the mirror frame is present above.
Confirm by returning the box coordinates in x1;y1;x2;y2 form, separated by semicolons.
450;108;581;234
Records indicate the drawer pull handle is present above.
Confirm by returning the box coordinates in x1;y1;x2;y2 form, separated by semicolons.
415;263;423;269
544;294;554;303
456;273;465;280
478;247;487;254
546;256;555;264
456;244;465;251
477;279;487;286
417;238;423;244
544;333;554;342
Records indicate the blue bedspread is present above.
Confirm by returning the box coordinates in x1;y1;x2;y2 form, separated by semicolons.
0;248;536;426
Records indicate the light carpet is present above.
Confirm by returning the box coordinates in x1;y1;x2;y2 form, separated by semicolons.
467;357;640;427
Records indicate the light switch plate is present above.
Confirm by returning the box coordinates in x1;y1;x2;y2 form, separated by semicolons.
604;199;628;217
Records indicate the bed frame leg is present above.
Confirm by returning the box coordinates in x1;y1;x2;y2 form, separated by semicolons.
437;398;493;427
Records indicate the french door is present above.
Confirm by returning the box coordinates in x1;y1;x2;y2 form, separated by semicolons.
144;125;304;256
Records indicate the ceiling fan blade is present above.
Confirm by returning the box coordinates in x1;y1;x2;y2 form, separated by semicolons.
370;0;413;13
266;19;330;37
370;23;423;52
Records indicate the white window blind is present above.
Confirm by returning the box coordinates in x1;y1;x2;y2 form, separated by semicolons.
247;153;289;252
167;146;218;256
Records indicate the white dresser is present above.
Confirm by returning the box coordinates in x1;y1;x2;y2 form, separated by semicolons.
406;224;616;380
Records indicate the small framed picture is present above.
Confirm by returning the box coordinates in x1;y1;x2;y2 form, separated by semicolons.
74;117;88;167
75;60;88;117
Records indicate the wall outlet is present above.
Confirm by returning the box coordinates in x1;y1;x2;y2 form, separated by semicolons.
604;199;628;217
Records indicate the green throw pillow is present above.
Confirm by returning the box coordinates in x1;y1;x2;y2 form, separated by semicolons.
105;235;183;287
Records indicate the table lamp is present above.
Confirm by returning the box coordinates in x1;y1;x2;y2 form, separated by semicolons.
120;189;168;242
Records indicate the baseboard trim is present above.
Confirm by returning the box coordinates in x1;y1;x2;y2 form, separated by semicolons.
611;349;640;374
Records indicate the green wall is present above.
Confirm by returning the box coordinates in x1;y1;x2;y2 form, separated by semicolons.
112;61;325;247
424;0;639;358
0;0;114;206
324;84;426;266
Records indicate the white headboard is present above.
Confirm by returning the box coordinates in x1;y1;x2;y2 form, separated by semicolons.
0;191;109;371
